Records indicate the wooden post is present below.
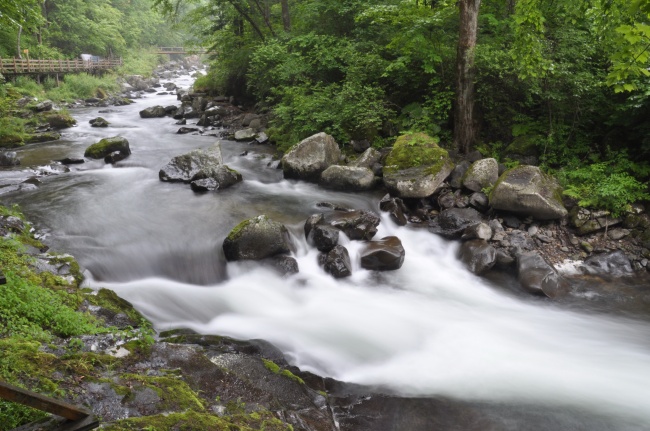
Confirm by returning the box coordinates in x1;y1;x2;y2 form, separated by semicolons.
0;381;94;421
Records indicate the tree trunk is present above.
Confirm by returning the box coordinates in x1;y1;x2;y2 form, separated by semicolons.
281;0;290;32
454;0;481;154
17;24;23;59
229;0;266;41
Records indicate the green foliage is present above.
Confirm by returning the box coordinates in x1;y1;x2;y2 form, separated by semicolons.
562;163;650;216
45;73;119;101
119;48;166;77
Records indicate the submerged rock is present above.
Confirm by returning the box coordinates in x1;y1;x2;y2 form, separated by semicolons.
582;251;633;278
516;251;563;298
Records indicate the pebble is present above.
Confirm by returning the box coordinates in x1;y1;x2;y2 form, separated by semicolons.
561;246;569;252
528;226;539;236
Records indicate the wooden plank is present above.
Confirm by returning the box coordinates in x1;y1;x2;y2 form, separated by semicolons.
55;415;100;431
0;381;91;421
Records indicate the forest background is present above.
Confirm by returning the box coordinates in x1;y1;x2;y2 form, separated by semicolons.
2;0;650;212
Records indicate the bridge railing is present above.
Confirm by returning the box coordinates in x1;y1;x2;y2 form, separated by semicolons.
0;58;123;75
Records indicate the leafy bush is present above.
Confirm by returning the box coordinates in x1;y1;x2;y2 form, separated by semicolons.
45;73;119;101
119;48;165;77
562;163;650;217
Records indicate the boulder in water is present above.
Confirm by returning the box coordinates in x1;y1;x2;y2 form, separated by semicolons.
309;224;340;252
223;215;293;261
0;151;20;166
282;133;341;182
190;165;242;192
324;208;381;241
84;136;131;160
90;117;109;127
139;105;167;118
360;236;405;271
319;165;376;191
379;194;408;226
516;251;563;298
459;239;497;275
159;143;223;183
581;251;633;278
429;207;483;239
177;127;200;134
323;245;352;278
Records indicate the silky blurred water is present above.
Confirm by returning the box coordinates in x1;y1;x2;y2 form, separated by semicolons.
3;73;650;430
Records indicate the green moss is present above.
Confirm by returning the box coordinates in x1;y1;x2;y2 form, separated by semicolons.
84;136;130;159
384;133;448;175
88;288;145;324
262;358;281;374
226;215;269;242
262;359;305;385
280;369;305;385
102;410;292;431
115;374;206;412
41;112;76;129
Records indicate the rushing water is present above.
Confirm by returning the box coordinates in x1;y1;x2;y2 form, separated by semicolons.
3;73;650;430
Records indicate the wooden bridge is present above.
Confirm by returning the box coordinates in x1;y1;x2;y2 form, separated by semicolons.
0;57;122;76
156;46;206;55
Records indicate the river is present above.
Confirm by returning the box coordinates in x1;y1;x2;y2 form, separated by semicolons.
2;72;650;430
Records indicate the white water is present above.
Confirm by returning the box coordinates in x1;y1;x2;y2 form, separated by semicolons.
3;72;650;428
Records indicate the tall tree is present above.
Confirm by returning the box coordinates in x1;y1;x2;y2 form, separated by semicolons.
454;0;481;154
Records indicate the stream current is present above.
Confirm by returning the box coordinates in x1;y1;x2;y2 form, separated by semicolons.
2;73;650;430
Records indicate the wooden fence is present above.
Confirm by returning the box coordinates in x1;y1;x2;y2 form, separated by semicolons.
0;58;122;75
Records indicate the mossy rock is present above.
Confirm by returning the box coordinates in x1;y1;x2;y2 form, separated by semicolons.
42;112;76;129
84;136;131;159
223;215;293;261
383;133;454;198
24;132;62;144
0;134;24;148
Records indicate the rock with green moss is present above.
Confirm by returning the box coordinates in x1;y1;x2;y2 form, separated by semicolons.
84;136;131;160
489;165;567;220
382;133;454;198
0;134;24;148
462;158;499;192
159;143;223;182
282;132;341;182
42;112;76;129
24;131;62;144
223;215;293;261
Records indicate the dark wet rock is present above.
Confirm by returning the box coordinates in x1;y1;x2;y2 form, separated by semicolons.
490;165;567;220
304;214;325;239
139;105;167;118
0;151;20;166
175;118;187;125
282;133;341;182
360;236;405;271
582;251;633;277
324;209;381;241
449;161;471;189
516;251;563;298
266;255;299;276
57;157;85;165
429;208;483;239
104;151;128;164
190;165;242;192
164;105;178;114
506;230;536;252
177;127;200;134
495;249;516;268
89;117;109;127
502;215;521;229
350;148;382;170
159;143;223;183
223;215;293;261
84;136;131;160
309;225;340;252
319;165;376;191
379;194;408;226
383;133;454;199
324;245;352;278
459;239;497;275
462;158;499;192
351;139;371;153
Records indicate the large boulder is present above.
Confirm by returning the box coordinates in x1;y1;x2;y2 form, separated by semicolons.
490;165;567;220
383;133;454;198
319;165;376;191
222;215;293;261
159;143;223;183
84;136;131;160
428;207;483;239
282;133;341;182
43;112;76;129
139;105;167;118
190;165;243;192
462;158;499;192
360;236;405;271
516;251;562;298
324;209;380;240
459;240;497;275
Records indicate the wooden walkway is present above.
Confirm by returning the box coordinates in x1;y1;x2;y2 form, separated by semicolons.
156;47;206;55
0;58;122;76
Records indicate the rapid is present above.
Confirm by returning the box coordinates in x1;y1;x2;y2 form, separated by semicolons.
2;72;650;430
